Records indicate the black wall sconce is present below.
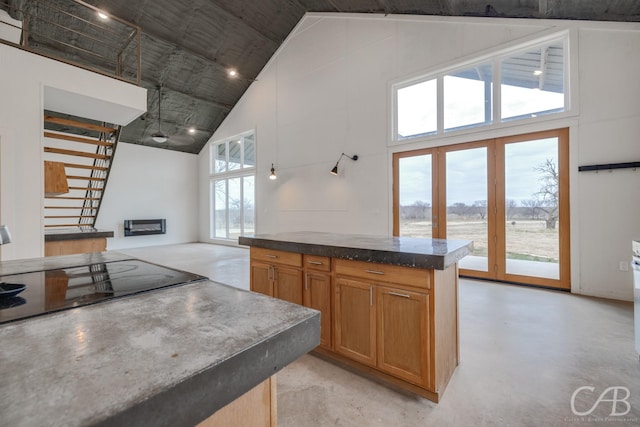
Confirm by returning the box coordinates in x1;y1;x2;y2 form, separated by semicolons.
330;153;358;175
269;163;277;180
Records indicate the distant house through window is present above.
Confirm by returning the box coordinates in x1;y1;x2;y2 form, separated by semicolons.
209;131;255;241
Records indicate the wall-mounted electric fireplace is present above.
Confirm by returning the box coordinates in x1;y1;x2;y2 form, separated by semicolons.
124;219;166;237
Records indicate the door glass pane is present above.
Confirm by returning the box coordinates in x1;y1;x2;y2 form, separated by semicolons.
444;63;492;131
228;177;241;239
212;180;227;238
501;41;564;120
397;79;437;139
243;176;255;235
446;147;488;272
505;138;559;279
398;154;432;238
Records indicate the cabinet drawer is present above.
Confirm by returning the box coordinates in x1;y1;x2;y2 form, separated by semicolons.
251;247;302;267
303;255;331;272
334;259;430;290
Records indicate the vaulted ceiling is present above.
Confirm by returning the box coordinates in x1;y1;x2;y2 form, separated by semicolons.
3;0;640;153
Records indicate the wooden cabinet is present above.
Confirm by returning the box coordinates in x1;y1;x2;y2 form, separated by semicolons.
334;258;430;290
250;262;273;297
274;266;303;305
303;254;332;349
44;238;107;257
334;276;431;389
377;286;430;388
304;270;332;349
334;277;376;366
249;248;303;305
247;246;458;402
198;376;277;427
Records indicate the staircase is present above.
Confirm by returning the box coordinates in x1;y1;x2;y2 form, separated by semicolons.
43;114;121;229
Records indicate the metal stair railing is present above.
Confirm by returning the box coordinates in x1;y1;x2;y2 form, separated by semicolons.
79;124;121;228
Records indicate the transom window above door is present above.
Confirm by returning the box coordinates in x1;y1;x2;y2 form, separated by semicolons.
392;33;568;143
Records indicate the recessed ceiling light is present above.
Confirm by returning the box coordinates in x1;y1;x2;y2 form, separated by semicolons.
188;127;196;134
97;11;109;20
533;70;543;76
228;69;237;77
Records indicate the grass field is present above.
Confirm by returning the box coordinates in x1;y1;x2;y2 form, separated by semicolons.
401;219;559;263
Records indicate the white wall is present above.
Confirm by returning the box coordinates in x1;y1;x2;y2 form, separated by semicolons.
200;13;640;301
96;143;199;250
0;44;145;260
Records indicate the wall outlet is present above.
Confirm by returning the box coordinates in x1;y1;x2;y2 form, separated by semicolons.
619;261;629;272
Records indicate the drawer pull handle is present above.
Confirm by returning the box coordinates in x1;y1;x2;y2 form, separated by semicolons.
265;254;278;259
388;291;410;298
365;269;384;275
308;261;323;265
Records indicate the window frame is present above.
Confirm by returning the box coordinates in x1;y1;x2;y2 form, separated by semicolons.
209;130;256;242
391;30;570;145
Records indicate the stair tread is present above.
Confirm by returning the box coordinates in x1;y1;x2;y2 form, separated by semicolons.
44;115;117;134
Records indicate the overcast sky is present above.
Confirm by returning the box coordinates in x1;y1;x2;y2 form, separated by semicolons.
399;137;557;206
398;72;562;207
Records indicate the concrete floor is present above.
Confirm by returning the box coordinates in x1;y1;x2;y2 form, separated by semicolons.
118;243;640;426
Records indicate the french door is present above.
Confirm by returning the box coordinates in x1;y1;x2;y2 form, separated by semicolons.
393;128;570;290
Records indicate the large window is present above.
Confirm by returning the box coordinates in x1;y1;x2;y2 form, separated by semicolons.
209;132;255;241
444;63;493;131
393;34;567;142
501;41;565;120
397;79;437;139
393;129;570;290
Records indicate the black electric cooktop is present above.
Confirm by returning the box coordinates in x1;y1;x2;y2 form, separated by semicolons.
0;259;207;324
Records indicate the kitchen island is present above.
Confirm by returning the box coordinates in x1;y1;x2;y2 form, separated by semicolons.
0;252;320;426
239;231;472;402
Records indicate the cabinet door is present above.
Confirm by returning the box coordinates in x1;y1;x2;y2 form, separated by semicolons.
250;262;273;297
274;266;303;305
304;271;332;349
377;286;431;388
334;277;376;366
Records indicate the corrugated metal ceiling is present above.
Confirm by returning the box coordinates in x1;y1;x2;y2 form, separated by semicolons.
2;0;639;153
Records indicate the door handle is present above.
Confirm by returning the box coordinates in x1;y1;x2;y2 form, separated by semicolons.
308;261;323;265
388;291;410;298
305;272;309;289
265;254;278;259
369;285;373;306
365;269;384;275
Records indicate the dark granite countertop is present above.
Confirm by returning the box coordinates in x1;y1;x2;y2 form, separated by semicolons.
45;228;114;241
239;231;473;270
0;254;320;427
